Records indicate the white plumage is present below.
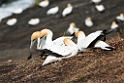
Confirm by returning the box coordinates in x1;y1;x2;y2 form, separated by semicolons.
67;22;79;35
13;8;23;14
62;3;73;17
111;21;118;30
91;0;102;4
28;18;40;25
6;18;17;26
94;40;115;50
39;0;49;8
42;38;78;66
116;13;124;22
95;5;105;12
47;6;59;15
85;17;93;27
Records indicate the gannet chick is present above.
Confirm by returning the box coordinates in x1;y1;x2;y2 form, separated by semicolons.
116;13;124;22
111;21;118;30
6;18;17;26
13;8;23;14
62;3;73;17
28;18;40;25
39;0;49;8
67;22;79;35
95;5;105;13
47;6;59;15
94;41;115;50
85;17;93;27
76;30;112;52
91;0;102;4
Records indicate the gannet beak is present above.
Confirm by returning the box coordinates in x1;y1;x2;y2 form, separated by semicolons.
30;40;36;49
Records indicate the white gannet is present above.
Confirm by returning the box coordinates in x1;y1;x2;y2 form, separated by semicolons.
28;18;40;25
39;29;73;49
47;6;59;15
94;40;115;50
85;17;93;27
111;21;118;30
91;0;102;4
75;30;115;51
39;0;49;8
95;5;105;13
6;18;17;26
116;13;124;22
67;22;79;35
13;8;23;14
62;3;73;17
76;30;111;52
42;38;78;66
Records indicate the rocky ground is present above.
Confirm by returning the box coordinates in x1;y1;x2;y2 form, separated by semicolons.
0;0;124;83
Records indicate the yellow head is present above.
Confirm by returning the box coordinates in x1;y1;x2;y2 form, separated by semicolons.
87;17;92;21
112;21;116;25
64;38;74;46
40;28;53;37
67;3;72;7
31;31;41;41
120;13;124;17
75;31;85;38
70;22;76;27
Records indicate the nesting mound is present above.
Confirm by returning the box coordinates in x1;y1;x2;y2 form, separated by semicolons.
0;37;124;83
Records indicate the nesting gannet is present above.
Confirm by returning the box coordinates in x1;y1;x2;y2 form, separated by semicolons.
28;18;40;25
94;40;115;50
111;21;118;30
91;0;102;4
42;38;78;66
6;18;17;26
39;0;49;8
116;13;124;22
76;30;112;52
75;30;114;51
47;6;59;15
13;8;23;14
67;22;79;35
95;5;105;12
85;17;93;27
62;3;73;17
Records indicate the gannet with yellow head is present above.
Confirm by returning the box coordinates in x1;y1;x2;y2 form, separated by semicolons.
85;17;93;27
62;3;73;17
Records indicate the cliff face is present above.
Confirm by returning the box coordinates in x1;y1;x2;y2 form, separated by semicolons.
0;0;124;82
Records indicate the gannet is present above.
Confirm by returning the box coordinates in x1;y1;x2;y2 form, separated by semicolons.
67;22;79;35
111;21;118;30
76;30;112;52
42;38;78;66
75;30;114;51
28;18;40;25
6;18;17;26
13;8;23;14
85;17;93;27
116;13;124;22
95;5;105;12
62;3;73;17
39;0;49;8
27;29;73;60
47;6;59;15
91;0;102;4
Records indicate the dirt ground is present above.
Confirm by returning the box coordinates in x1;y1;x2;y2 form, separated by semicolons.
0;0;124;83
